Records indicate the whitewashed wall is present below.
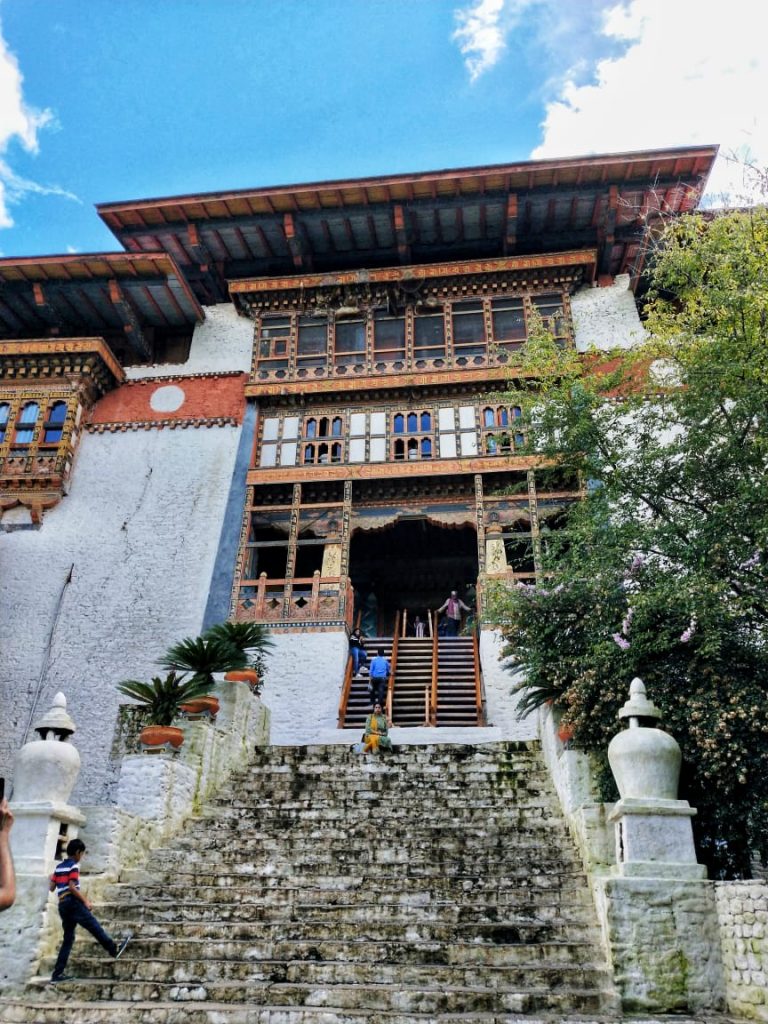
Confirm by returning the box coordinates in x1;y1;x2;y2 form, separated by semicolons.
480;628;537;740
0;309;249;802
572;274;647;352
263;633;349;744
125;303;253;379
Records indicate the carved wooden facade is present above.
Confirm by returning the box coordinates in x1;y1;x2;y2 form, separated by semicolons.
0;339;124;522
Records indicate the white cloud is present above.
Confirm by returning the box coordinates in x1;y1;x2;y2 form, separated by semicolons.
0;18;77;228
452;0;513;82
531;0;768;203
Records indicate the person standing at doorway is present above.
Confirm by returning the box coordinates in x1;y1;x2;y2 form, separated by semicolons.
413;615;426;638
368;647;390;707
437;590;471;637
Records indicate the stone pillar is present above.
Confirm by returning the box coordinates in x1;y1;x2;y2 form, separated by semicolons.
607;677;704;879
0;693;85;987
9;693;85;874
597;678;724;1012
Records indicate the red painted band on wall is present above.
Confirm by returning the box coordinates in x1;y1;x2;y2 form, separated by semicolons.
89;373;247;426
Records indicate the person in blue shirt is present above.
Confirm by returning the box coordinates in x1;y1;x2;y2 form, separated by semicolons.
49;837;131;982
368;647;390;707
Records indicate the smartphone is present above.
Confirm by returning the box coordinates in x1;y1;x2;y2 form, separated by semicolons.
0;778;4;802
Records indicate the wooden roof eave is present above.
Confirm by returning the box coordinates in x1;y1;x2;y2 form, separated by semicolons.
96;145;719;230
229;248;598;298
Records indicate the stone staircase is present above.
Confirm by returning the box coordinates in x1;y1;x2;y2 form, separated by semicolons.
3;742;620;1023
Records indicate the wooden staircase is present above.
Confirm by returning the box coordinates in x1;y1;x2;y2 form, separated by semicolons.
391;637;433;726
338;636;394;730
435;635;481;726
338;612;485;729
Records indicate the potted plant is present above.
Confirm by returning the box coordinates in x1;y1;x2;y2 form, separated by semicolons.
202;621;274;694
117;671;215;751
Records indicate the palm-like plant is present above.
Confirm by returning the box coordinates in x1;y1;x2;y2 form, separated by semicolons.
117;672;213;727
202;621;274;665
160;636;248;688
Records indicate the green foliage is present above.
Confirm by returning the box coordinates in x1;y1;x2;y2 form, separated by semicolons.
160;635;248;686
116;672;214;728
489;205;768;878
202;621;274;678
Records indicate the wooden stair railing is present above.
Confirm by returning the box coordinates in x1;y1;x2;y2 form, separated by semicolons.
337;644;355;729
430;609;439;726
472;625;485;726
386;611;400;723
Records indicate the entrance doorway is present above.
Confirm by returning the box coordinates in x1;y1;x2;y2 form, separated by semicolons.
350;517;478;636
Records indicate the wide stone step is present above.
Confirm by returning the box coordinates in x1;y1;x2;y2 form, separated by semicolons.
120;868;589;895
58;954;611;991
20;977;612;1014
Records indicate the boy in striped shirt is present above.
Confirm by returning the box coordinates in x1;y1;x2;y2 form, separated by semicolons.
49;837;131;982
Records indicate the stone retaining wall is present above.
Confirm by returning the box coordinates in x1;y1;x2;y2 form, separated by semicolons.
0;683;269;990
716;880;768;1021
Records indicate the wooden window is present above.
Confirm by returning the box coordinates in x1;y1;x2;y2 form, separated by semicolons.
42;401;68;445
373;311;405;360
392;408;434;461
14;402;39;446
257;315;291;371
331;417;342;437
414;312;445;359
297;316;327;369
451;300;486;358
491;297;526;348
302;439;344;465
532;296;568;345
0;403;9;444
334;318;366;367
305;418;317;438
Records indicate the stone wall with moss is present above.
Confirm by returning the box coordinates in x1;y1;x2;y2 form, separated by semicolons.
716;880;768;1022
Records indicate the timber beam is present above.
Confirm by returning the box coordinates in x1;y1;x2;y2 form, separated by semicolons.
283;213;313;271
503;194;518;254
108;279;152;358
187;224;228;301
393;204;411;263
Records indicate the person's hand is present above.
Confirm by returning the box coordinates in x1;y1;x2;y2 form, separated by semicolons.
84;897;93;910
0;799;13;835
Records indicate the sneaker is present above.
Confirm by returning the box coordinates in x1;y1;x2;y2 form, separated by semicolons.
51;973;76;983
115;933;133;960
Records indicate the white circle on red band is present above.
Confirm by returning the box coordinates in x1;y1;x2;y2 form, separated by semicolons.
150;385;185;413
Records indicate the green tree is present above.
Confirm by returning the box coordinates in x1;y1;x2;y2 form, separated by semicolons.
489;205;768;878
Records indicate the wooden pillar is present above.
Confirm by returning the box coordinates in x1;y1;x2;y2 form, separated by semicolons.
527;469;542;575
340;479;353;577
474;474;486;574
282;483;302;619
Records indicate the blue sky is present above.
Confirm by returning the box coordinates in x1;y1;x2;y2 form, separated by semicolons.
0;0;765;257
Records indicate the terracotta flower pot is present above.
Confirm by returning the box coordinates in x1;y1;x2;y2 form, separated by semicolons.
557;723;574;744
179;696;220;720
224;670;259;685
139;725;184;751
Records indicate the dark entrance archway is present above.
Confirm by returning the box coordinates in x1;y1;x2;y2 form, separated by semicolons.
350;517;478;635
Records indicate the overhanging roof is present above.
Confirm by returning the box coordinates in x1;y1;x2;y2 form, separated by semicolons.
97;145;718;302
0;253;204;358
